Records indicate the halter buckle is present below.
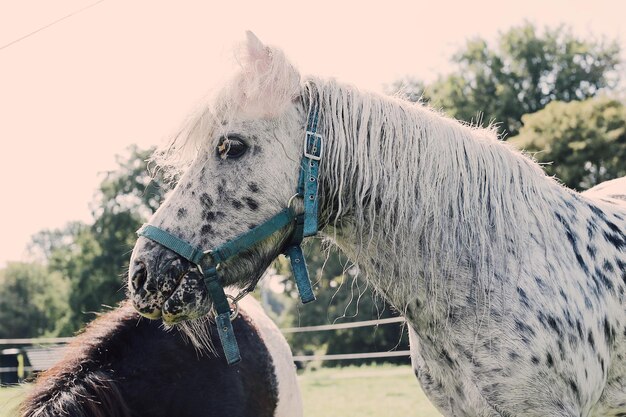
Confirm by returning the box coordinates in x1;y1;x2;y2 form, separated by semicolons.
304;131;323;161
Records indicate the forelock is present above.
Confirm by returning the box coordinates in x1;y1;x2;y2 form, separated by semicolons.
151;36;301;180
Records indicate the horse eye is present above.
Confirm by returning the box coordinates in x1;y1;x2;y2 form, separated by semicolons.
216;136;248;160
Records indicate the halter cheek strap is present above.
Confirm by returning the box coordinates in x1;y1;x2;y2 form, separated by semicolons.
136;102;322;366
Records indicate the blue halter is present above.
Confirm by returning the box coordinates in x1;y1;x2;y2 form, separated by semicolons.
136;101;322;365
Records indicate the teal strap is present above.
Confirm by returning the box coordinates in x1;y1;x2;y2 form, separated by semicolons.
202;267;230;313
204;267;241;365
285;245;315;303
211;208;295;264
215;313;241;365
137;225;205;264
300;101;322;236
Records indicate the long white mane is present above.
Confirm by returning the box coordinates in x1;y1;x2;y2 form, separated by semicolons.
309;77;569;314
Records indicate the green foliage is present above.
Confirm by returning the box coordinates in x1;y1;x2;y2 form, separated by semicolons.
278;240;409;367
511;97;626;190
0;263;70;338
29;145;170;332
391;23;621;137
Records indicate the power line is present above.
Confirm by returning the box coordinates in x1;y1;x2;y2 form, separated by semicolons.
0;0;106;52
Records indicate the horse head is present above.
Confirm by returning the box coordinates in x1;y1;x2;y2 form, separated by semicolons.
128;32;314;325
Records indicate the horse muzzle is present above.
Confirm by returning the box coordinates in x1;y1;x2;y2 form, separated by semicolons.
129;239;210;323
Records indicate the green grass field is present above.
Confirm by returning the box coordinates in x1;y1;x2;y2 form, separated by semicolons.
0;386;25;417
0;365;441;417
299;365;441;417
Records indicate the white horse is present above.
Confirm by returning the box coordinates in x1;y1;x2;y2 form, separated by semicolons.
128;32;626;416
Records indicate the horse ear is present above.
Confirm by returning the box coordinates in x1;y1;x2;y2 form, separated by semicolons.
245;31;267;62
234;31;301;116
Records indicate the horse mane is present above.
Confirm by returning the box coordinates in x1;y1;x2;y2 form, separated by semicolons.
307;77;569;312
19;305;136;417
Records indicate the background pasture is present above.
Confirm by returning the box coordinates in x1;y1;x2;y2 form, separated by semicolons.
0;365;442;417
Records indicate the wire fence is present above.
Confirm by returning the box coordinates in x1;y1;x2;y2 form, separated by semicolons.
0;316;409;377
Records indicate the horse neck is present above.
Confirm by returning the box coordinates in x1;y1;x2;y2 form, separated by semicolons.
314;81;566;318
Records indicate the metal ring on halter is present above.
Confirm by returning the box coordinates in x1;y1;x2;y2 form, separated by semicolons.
287;193;301;209
226;295;240;321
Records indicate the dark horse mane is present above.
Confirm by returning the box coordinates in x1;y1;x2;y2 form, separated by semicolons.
19;301;280;417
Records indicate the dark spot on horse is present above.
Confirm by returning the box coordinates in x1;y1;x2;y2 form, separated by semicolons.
603;230;626;250
546;353;554;367
595;267;613;291
562;198;576;212
200;193;214;209
534;277;546;289
576;320;584;339
217;182;226;198
575;253;588;274
201;224;213;235
587;220;598;239
603;218;621;234
248;182;260;193
618;260;626;284
177;207;187;219
604;317;616;345
546;315;562;336
248;224;257;230
588;203;606;219
517;287;530;308
243;197;259;211
588;330;595;349
205;211;225;222
557;340;565;360
599;355;606;374
233;200;244;210
531;356;539;365
603;260;614;272
515;320;535;337
440;349;455;366
569;379;580;401
587;244;597;259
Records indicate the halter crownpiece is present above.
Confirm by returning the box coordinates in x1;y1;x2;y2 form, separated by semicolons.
137;98;322;365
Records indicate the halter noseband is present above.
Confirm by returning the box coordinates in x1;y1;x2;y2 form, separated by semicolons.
136;100;322;365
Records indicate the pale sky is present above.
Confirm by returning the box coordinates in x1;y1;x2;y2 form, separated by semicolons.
1;0;625;267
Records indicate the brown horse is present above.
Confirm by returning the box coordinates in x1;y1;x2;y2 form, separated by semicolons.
19;296;302;417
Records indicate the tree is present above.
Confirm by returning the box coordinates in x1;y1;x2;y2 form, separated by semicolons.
0;263;70;338
31;146;170;331
511;97;626;190
390;23;621;137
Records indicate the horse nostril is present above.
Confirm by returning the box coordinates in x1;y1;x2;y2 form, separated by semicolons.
131;262;147;291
